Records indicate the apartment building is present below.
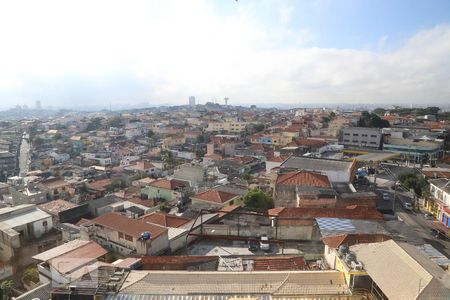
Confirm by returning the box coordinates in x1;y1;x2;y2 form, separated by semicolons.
338;127;382;149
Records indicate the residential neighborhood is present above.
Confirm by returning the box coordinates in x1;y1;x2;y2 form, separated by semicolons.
0;102;449;299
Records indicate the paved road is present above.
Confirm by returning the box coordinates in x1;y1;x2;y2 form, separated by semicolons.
376;186;450;258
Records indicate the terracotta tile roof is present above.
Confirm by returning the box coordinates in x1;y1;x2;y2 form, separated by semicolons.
75;218;91;227
91;212;167;239
296;138;327;147
231;156;255;164
128;197;156;208
48;241;108;274
422;170;450;179
39;178;69;190
194;189;238;204
276;171;331;187
267;156;288;163
38;199;77;215
87;178;112;191
268;206;384;220
322;233;392;249
139;212;190;228
149;179;186;190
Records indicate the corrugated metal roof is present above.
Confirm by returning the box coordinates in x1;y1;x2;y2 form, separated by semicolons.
316;218;388;237
2;208;51;228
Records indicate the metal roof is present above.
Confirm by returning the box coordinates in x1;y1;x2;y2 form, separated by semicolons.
316;218;388;237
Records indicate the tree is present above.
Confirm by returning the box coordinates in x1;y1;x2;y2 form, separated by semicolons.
107;115;122;128
243;188;274;210
86;117;103;131
33;136;45;147
357;111;390;128
398;172;428;198
22;266;39;285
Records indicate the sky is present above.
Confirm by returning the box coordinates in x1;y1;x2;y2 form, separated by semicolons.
0;0;449;110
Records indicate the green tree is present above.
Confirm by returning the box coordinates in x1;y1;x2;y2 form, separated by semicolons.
107;115;122;128
398;172;428;198
0;280;13;300
243;188;274;210
33;136;45;147
357;111;390;128
22;266;39;285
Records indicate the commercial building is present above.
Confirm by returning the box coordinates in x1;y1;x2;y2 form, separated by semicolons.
338;127;382;149
426;178;450;233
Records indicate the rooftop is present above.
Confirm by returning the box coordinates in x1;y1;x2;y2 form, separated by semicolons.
193;189;239;204
90;212;167;239
139;212;191;228
276;171;331;187
117;270;350;296
38;199;78;215
281;156;355;173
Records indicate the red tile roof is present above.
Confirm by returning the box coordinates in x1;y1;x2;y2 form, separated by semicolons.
322;233;391;249
139;212;190;228
149;179;186;190
276;171;331;187
91;212;167;239
194;189;239;204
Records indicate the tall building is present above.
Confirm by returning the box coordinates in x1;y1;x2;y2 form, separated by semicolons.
35;100;42;110
189;96;196;106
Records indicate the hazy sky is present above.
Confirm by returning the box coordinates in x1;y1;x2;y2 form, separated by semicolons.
1;0;450;109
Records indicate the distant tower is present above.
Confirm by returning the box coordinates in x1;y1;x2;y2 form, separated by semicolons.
35;100;42;110
189;96;196;106
224;97;229;105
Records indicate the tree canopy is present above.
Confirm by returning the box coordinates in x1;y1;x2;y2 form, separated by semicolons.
357;111;390;128
398;172;428;198
243;188;274;210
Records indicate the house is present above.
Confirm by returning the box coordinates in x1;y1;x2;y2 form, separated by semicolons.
0;204;54;262
37;177;71;200
139;212;191;253
141;179;188;201
124;160;160;175
191;188;241;208
272;171;333;207
39;199;89;225
32;239;108;285
80;212;169;255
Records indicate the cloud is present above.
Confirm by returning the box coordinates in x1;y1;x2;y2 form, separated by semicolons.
0;0;449;109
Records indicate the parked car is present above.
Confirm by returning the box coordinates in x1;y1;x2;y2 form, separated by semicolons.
382;192;390;201
260;235;270;251
404;202;413;211
248;239;259;252
424;213;434;220
430;228;447;240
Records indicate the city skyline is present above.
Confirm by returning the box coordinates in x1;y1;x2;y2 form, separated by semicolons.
0;0;450;109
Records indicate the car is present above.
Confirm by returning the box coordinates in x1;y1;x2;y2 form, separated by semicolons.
423;213;434;220
382;192;390;201
248;239;259;252
430;228;448;240
260;235;270;251
404;202;413;211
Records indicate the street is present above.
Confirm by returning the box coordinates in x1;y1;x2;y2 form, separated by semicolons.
375;186;450;258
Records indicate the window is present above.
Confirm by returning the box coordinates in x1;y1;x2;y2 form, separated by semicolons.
344;133;350;136
352;140;358;143
353;133;359;136
370;142;376;144
43;220;48;227
119;232;124;239
344;139;350;142
361;134;368;137
125;234;133;241
370;135;377;138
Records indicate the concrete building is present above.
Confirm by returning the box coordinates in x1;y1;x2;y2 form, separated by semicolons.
189;96;196;106
0;204;53;261
338;127;382;149
80;212;169;256
280;156;357;183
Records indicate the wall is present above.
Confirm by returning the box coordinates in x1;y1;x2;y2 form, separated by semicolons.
201;223;315;240
32;216;53;238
